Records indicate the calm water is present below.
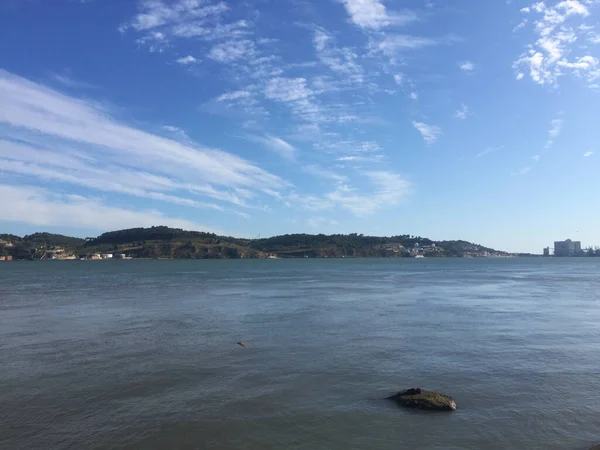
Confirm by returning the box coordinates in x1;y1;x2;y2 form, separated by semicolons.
1;258;600;450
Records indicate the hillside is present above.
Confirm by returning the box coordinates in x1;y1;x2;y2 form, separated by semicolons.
0;226;510;260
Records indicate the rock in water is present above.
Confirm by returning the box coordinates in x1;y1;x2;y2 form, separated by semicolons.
236;341;247;348
387;388;457;411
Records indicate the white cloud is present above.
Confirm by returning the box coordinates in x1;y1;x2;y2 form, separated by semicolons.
394;73;404;85
303;165;349;183
459;61;475;72
454;104;469;119
208;39;256;62
340;0;416;30
176;55;197;65
546;117;564;148
0;69;287;211
410;92;418;101
249;134;297;160
0;185;215;233
476;146;502;158
532;154;541;161
286;171;410;216
313;29;364;83
264;77;324;123
514;0;597;86
413;121;442;144
265;77;312;102
307;216;340;228
120;1;255;60
584;151;594;157
325;171;411;215
50;73;98;90
377;35;437;56
216;90;253;102
123;0;229;33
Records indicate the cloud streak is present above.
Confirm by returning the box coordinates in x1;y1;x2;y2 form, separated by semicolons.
0;69;287;213
0;184;215;232
413;121;442;144
248;134;297;160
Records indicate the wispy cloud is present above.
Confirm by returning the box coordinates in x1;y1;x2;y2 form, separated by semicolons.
512;167;531;176
307;216;340;228
584;150;594;157
546;117;564;148
514;0;599;86
208;39;256;62
325;171;411;215
413;121;442;144
0;185;215;233
410;92;418;101
216;90;253;102
176;55;198;65
376;35;437;56
285;171;410;216
313;28;364;84
248;134;297;160
476;146;503;158
454;104;469;120
0;69;287;213
303;165;349;183
264;77;324;123
532;154;541;162
50;72;98;90
459;60;475;73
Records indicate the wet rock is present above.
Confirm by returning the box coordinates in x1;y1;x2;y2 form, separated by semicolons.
387;388;457;411
236;341;247;347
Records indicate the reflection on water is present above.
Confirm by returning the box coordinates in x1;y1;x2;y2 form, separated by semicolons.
1;258;599;450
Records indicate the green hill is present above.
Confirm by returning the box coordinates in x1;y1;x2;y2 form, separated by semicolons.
0;226;510;260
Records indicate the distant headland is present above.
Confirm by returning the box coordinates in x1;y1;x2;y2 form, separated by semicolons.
0;226;523;261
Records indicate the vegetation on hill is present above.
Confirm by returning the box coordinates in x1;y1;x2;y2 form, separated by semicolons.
0;226;511;260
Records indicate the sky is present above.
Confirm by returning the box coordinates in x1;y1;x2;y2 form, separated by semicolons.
0;0;599;253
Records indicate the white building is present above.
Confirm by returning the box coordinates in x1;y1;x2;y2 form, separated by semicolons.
554;239;582;257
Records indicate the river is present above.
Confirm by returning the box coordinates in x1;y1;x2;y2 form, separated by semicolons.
1;258;599;449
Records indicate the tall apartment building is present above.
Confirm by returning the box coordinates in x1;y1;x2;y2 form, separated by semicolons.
554;239;582;257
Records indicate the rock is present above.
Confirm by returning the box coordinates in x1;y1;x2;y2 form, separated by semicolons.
236;341;247;348
387;388;456;411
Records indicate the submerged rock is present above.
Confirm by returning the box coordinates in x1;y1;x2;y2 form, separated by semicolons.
387;388;456;411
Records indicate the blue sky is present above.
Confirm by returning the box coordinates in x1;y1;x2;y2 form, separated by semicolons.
0;0;599;253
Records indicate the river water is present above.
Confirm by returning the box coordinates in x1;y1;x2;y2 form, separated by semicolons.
1;258;600;450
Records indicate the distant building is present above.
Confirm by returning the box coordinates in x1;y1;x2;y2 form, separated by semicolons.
101;253;113;259
554;239;582;257
543;247;550;257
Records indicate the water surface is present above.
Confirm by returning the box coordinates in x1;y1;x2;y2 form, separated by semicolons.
1;258;599;449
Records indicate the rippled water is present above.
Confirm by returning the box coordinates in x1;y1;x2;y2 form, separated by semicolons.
1;258;600;449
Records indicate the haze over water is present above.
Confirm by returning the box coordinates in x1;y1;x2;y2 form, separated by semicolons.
1;258;600;450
